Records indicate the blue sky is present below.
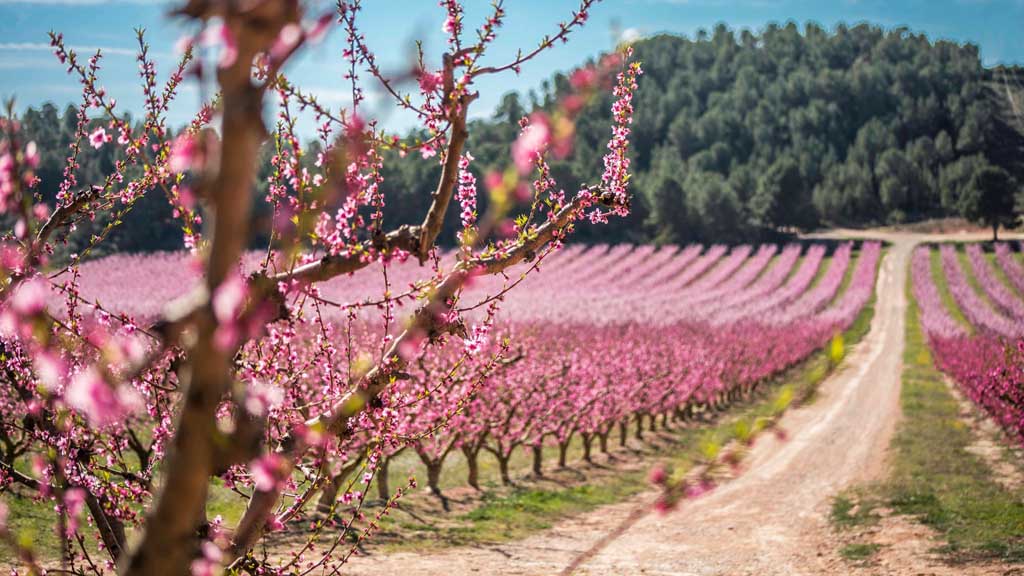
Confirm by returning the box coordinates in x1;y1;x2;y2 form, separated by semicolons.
0;0;1021;134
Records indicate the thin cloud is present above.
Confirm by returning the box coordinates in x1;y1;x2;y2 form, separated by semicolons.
0;42;137;57
621;27;644;43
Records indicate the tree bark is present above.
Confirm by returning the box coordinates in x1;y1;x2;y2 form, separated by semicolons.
531;445;543;477
619;420;628;447
122;7;295;575
558;440;571;468
84;491;127;561
377;456;392;501
316;458;362;515
634;413;644;440
497;454;512;485
581;434;593;462
426;462;443;497
316;475;343;515
463;445;481;490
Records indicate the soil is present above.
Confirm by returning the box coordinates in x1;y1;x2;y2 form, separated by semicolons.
948;377;1024;493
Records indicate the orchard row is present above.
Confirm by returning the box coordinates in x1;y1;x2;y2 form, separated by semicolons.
912;242;1024;443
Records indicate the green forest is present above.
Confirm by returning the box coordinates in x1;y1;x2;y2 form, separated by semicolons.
18;22;1024;257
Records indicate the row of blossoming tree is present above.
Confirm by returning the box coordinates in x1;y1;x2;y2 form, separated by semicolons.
53;239;880;510
0;0;648;574
911;242;1024;444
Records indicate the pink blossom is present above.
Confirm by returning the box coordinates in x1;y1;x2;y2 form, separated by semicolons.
270;23;302;63
190;541;222;576
169;134;199;173
89;127;111;149
212;273;247;324
24;141;39;169
63;488;86;536
33;352;66;391
418;69;443;93
455;152;477;230
203;23;238;69
174;34;194;56
485;170;503;191
653;495;676;515
65;368;140;428
647;464;668;486
32;203;49;221
569;66;598;91
685;479;715;500
244;380;283;417
307;12;334;44
442;15;456;34
11;277;47;316
250;453;285;492
190;558;217;576
266;516;285;532
511;114;551;175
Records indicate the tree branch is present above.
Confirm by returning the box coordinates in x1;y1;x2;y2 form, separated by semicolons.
121;3;299;576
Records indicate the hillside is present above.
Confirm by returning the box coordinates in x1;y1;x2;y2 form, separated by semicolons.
15;22;1024;257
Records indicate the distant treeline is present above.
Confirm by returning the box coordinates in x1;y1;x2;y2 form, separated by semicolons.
17;22;1024;259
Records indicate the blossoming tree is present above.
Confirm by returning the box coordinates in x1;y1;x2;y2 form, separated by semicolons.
0;0;642;574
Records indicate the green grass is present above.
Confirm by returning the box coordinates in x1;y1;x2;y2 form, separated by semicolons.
2;488;58;559
840;543;882;562
449;477;647;544
830;492;882;529
831;269;1024;563
985;252;1024;300
929;246;972;332
955;247;1003;316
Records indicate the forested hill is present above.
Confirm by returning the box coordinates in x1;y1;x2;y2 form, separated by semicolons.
16;22;1024;258
609;23;1024;242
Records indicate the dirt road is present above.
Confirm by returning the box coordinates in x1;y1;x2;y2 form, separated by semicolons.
344;234;1012;575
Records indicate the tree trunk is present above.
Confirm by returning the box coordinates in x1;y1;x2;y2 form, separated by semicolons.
558;440;570;468
85;491;127;561
531;445;543;477
497;454;512;485
619;420;628;447
122;24;273;574
377;456;391;500
463;446;481;490
598;430;609;454
648;413;657;432
634;413;644;440
317;458;361;515
317;475;342;515
426;462;443;496
661;412;669;429
581;434;593;462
